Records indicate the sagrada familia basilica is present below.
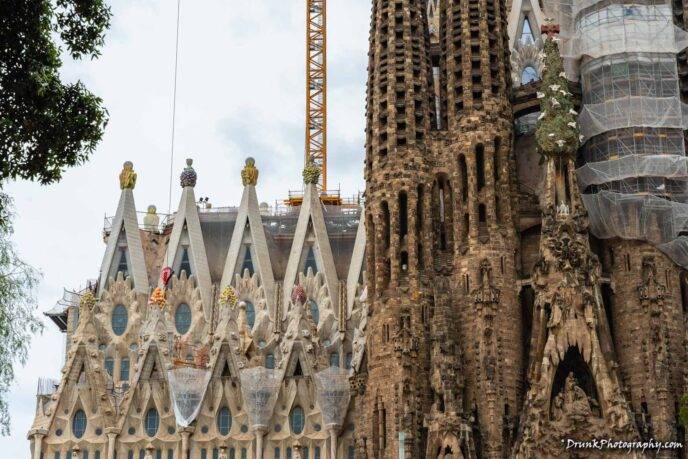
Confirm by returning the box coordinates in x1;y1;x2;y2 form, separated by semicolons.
27;0;688;458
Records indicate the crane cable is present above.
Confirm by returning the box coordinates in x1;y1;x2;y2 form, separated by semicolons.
168;0;182;215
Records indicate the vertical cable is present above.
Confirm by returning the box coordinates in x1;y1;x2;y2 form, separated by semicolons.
169;0;182;214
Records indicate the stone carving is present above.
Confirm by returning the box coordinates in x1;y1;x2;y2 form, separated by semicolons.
143;205;159;231
119;161;137;189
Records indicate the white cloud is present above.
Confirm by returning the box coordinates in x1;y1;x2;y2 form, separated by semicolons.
1;0;368;455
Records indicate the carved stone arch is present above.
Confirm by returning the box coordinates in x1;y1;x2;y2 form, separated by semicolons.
550;346;602;421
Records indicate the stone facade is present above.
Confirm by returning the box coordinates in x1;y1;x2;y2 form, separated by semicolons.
28;1;688;458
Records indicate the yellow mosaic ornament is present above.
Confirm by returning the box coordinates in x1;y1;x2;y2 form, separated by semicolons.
219;286;238;308
80;290;96;310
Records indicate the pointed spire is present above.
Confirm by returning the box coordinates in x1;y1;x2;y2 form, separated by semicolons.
535;33;580;159
99;161;149;295
220;157;275;314
180;158;197;188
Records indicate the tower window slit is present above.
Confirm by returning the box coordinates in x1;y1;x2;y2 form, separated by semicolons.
476;144;486;190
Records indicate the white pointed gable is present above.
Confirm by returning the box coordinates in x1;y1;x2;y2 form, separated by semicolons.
220;183;276;310
164;186;213;320
508;0;545;49
346;211;366;317
282;184;339;318
98;188;149;296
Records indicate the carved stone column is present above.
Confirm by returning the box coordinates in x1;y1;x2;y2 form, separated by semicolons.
105;428;118;459
180;427;194;459
30;430;46;459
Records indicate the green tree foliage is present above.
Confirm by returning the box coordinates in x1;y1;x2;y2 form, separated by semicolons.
679;393;688;428
535;37;581;160
0;0;111;185
0;194;42;435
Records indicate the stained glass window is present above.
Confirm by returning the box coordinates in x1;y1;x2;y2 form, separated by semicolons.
290;406;305;434
72;410;87;438
175;303;192;334
217;407;232;435
112;304;128;336
145;408;159;437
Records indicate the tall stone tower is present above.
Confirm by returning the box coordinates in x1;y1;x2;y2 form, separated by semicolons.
360;0;436;457
360;0;521;456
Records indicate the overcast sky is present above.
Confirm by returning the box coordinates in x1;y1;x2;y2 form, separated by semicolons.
1;0;369;455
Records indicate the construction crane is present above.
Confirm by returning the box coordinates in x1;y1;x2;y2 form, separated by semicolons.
306;0;327;191
286;0;343;206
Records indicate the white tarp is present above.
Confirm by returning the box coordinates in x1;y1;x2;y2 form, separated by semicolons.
239;367;282;430
167;366;212;427
314;367;351;429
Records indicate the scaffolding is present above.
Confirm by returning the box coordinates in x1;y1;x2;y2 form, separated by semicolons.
549;0;688;267
239;367;282;431
313;367;351;429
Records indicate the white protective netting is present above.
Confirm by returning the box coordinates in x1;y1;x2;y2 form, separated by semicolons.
313;367;351;429
239;367;282;430
167;366;212;427
545;0;688;268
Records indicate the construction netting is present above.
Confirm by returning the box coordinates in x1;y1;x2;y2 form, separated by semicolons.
545;0;688;267
239;367;282;430
167;366;212;427
313;367;351;429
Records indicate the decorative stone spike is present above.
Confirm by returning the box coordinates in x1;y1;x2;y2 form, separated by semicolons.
119;161;137;190
241;157;259;186
180;158;197;188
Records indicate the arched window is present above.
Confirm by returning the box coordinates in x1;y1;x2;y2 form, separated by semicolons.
458;155;468;202
72;409;87;438
175;303;192;334
308;299;319;325
217;407;232;435
382;201;390;249
476;144;486;190
398;191;408;237
493;138;501;183
104;357;114;376
521;66;539;85
265;353;275;369
111;304;128;336
245;301;256;328
290;405;305;434
145;408;159;437
120;357;130;382
329;352;340;367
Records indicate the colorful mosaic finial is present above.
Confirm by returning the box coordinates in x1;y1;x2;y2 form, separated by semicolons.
80;290;96;310
291;285;307;304
219;285;238;308
119;161;137;190
149;287;167;308
180;158;197;188
302;157;321;185
241;157;259;186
